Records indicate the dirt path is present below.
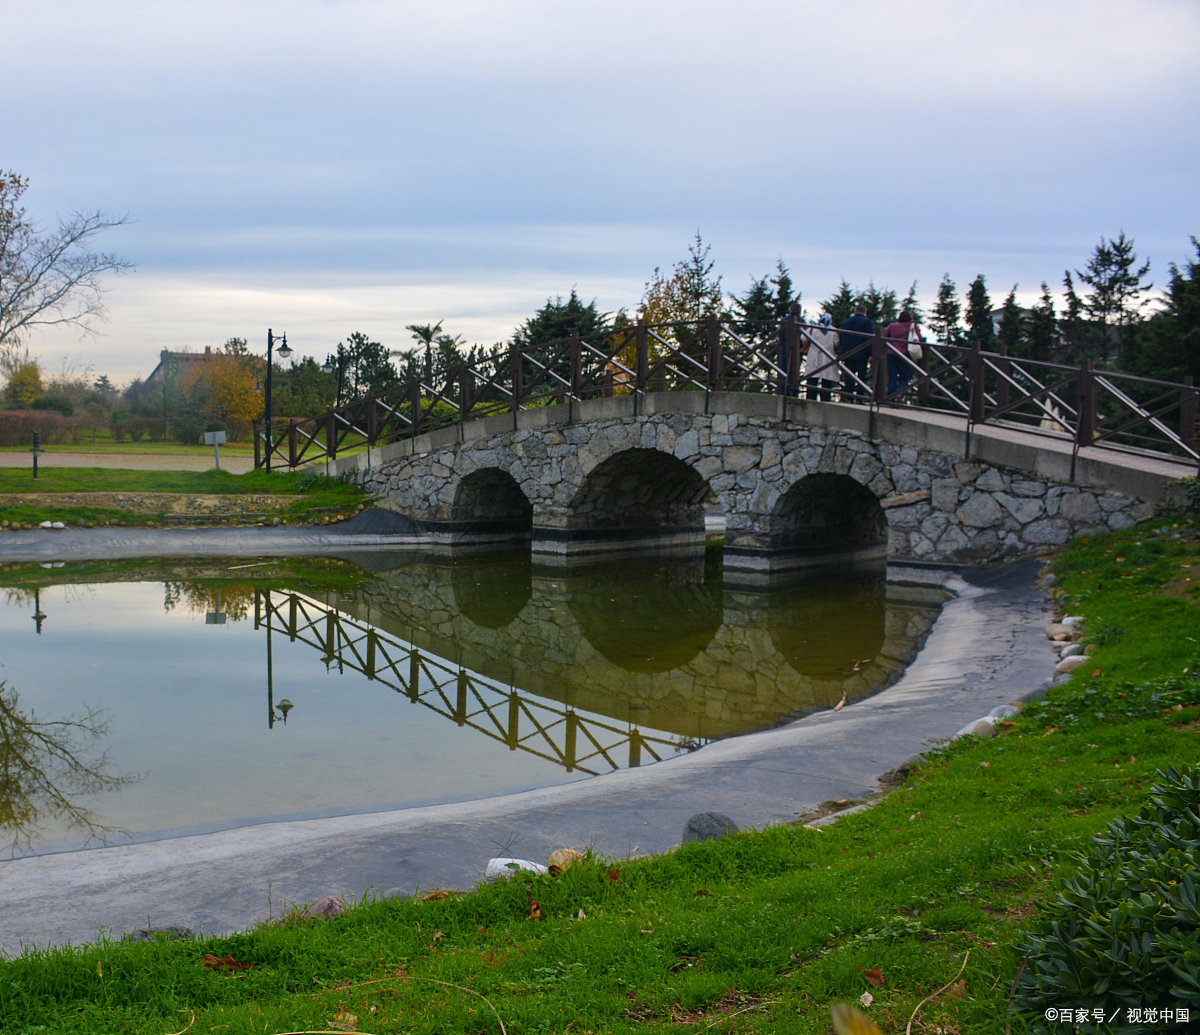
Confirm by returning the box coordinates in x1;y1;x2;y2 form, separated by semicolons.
0;450;255;473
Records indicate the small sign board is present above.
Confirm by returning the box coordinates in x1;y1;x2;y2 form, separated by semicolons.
204;431;228;445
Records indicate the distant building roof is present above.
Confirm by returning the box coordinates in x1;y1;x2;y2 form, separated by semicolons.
145;347;263;386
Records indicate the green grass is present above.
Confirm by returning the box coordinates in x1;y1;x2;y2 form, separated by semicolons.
0;468;366;525
0;518;1195;1034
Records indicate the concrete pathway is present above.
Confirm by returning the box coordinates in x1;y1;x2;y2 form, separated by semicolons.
0;450;254;474
0;557;1054;954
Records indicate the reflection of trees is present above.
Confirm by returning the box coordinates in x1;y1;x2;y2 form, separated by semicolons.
163;582;254;621
0;680;135;851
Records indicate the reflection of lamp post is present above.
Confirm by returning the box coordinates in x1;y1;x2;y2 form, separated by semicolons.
31;587;47;634
262;589;295;729
205;587;227;625
257;329;292;473
322;345;348;408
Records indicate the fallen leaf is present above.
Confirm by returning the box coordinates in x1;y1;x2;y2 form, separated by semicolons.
834;692;847;712
640;928;655;934
200;954;249;972
859;991;874;1008
527;894;542;921
856;966;885;987
693;889;713;898
607;867;620;883
946;979;967;998
329;1009;359;1031
1130;755;1137;763
431;931;444;943
577;908;586;920
978;761;991;768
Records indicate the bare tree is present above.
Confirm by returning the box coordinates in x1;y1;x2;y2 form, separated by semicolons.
0;170;133;358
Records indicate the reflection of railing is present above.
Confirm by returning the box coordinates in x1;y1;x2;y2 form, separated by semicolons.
253;590;679;774
254;315;1199;475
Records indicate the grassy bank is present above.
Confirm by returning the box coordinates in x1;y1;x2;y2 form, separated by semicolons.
0;468;366;527
0;518;1196;1034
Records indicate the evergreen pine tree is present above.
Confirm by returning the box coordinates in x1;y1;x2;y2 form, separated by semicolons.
729;259;798;343
996;287;1026;356
965;275;995;348
1060;271;1087;361
1077;231;1152;361
901;281;923;323
821;280;858;327
930;274;962;344
1025;283;1057;363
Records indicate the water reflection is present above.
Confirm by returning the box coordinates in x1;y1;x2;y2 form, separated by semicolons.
0;680;134;852
0;552;943;850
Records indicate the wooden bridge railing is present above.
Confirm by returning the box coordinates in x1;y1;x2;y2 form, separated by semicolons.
254;316;1199;475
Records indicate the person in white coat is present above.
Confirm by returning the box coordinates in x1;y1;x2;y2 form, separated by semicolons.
805;312;840;401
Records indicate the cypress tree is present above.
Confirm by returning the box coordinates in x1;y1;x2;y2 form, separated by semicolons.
930;274;962;344
965;275;995;349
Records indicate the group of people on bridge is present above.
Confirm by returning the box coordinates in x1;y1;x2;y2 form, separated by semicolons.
779;302;924;404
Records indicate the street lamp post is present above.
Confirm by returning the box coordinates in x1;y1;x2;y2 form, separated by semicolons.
261;328;292;472
322;345;348;408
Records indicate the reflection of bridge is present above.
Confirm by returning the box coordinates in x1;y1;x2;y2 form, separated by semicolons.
254;589;682;774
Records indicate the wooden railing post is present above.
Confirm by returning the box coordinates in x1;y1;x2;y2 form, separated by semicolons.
872;329;887;404
635;320;648;391
1181;375;1196;457
706;315;723;390
326;408;337;459
510;343;523;410
1076;358;1095;448
786;314;801;395
916;340;931;407
968;342;985;423
458;362;471;421
367;393;378;444
995;344;1010;413
569;333;582;396
288;418;299;468
408;380;421;437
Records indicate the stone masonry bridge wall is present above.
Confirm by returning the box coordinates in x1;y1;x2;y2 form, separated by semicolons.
334;393;1170;575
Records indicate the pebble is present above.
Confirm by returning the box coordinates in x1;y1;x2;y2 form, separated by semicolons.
954;717;997;739
547;848;583;874
1060;644;1082;659
1061;616;1084;628
1055;655;1089;674
682;811;740;844
988;704;1020;720
299;895;344;920
1042;574;1058;587
485;857;548;880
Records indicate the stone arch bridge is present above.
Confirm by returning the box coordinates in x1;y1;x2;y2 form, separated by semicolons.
329;393;1187;580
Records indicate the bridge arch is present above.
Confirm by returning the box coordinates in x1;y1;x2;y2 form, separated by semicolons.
767;472;887;564
564;447;709;547
451;468;533;541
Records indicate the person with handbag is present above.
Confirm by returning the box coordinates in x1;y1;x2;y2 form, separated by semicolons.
882;309;923;400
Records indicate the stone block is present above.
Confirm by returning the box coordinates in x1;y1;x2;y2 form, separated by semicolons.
953;461;981;484
723;445;759;472
1022;518;1071;545
1059;492;1101;524
975;467;1007;492
994;492;1044;524
931;478;960;512
1107;511;1135;530
849;453;884;486
1011;479;1046;497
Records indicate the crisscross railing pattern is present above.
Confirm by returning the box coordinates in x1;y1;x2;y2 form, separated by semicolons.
254;315;1198;474
254;589;685;773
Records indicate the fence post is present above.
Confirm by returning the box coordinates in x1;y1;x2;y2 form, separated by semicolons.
458;362;471;421
569;332;582;396
288;418;299;468
968;343;985;423
1076;359;1095;448
1181;374;1196;457
995;344;1010;414
916;339;931;406
635;320;648;391
253;421;261;468
786;314;801;395
408;380;421;437
325;408;337;459
510;343;523;411
872;329;887;404
706;314;723;390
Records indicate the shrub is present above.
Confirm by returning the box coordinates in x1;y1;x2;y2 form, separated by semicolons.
108;421;128;443
1012;764;1200;1020
31;394;74;417
0;409;68;447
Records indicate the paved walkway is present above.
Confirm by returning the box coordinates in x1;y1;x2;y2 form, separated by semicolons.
0;450;255;474
0;558;1053;953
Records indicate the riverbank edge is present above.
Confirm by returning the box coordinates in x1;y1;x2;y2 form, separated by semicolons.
0;555;1054;954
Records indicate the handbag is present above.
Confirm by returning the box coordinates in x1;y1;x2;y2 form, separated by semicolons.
907;322;924;361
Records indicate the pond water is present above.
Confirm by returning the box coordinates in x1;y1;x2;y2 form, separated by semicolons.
0;551;943;856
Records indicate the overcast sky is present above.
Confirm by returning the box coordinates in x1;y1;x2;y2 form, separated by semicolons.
8;0;1199;383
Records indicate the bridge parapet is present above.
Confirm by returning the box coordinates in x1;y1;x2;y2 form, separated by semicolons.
335;393;1178;576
